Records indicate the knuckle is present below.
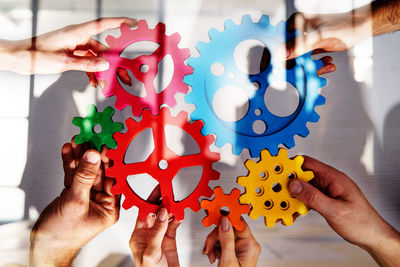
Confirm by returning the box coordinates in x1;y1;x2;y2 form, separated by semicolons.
305;189;319;205
74;168;97;184
82;57;94;70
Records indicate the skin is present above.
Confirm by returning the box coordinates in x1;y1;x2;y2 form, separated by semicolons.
285;0;400;59
203;217;261;267
288;156;400;267
29;139;119;267
0;17;134;86
129;187;182;267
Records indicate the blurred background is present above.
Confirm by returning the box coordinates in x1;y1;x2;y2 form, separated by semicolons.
0;0;399;266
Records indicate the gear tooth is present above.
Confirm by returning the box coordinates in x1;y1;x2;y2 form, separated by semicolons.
209;169;220;180
125;117;135;128
301;170;314;182
195;41;208;53
224;18;236;29
105;35;116;46
275;20;286;34
278;148;288;158
244;159;257;170
259;15;270;25
265;216;276;228
191;120;204;132
282;215;294;226
87;104;97;115
138;19;149;29
260;149;272;160
237;176;246;186
186;57;198;69
214;136;225;148
214;186;223;196
315;95;326;106
114;98;126;111
181;48;191;59
114;122;124;132
183;74;194;88
120;23;132;34
170;32;181;43
205;187;214;197
231;188;241;198
232;145;244;156
72;117;83;126
249;210;260;220
319;77;327;87
141;109;153;120
241;14;253;24
238;194;248;204
293;155;304;166
190;201;201;212
283;137;295;149
297;204;309;215
155;22;166;34
208;27;220;39
176;110;189;122
103;106;114;117
298;127;310;137
309;110;320;123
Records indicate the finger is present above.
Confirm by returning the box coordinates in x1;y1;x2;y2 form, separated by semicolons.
288;179;336;219
302;156;348;187
117;68;132;85
143;208;169;261
69;150;101;202
78;17;137;37
66;54;110;72
71;136;84;159
62;143;75;188
203;227;218;255
286;31;320;60
165;218;182;239
234;217;254;239
86;72;98;87
218;217;239;266
286;12;306;33
317;56;336;75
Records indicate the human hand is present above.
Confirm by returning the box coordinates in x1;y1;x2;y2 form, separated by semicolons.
285;8;371;60
203;216;261;267
0;17;135;84
30;139;120;267
288;156;400;267
129;187;182;267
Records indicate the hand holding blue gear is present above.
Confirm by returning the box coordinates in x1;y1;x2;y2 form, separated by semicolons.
184;15;327;157
73;104;123;151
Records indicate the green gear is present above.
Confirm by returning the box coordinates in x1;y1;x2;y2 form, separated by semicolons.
73;105;123;151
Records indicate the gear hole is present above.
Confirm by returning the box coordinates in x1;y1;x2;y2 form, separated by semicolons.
234;40;270;74
272;183;282;193
127;174;159;201
93;124;102;134
120;41;160;59
158;160;168;170
211;62;225;76
117;69;147;97
288;172;296;180
220;207;230;216
255;187;264;196
164;125;200;156
252;120;267;135
213;85;249;122
259;171;268;180
140;64;150;73
264;200;273;210
172;166;203;201
124;128;154;164
280;201;289;210
153;55;174;94
265;81;299;117
274;164;283;174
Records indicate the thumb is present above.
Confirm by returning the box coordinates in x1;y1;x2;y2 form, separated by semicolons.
66;55;110;72
288;179;335;219
70;150;101;202
218;217;239;267
285;33;318;60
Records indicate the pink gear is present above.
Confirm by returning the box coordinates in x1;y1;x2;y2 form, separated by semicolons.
106;107;220;220
95;20;193;116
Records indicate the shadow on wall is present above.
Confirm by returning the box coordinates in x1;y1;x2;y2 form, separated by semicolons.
19;71;90;218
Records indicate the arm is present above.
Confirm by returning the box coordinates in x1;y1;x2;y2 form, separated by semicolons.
288;156;400;267
30;139;120;266
0;17;135;86
286;0;400;59
203;217;261;267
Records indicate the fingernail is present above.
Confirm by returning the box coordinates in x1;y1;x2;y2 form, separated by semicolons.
327;65;336;72
158;208;167;222
208;254;215;264
85;151;100;164
96;59;109;71
289;180;303;194
220;217;230;232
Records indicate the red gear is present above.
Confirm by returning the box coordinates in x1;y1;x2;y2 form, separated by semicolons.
201;187;250;231
106;107;220;220
95;20;193;117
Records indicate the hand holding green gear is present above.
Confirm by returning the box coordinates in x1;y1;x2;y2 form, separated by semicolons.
72;104;123;151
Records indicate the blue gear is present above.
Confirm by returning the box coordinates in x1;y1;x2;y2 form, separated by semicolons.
184;15;327;157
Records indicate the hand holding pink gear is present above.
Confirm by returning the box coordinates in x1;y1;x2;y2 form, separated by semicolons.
95;20;193;116
106;107;220;220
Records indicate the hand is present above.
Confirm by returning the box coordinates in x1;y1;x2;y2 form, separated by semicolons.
288;156;400;267
129;187;182;267
0;17;135;85
29;139;120;267
284;8;371;60
203;216;261;267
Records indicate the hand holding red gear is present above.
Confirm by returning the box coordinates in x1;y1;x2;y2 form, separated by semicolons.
95;20;193;116
106;107;220;221
201;186;250;231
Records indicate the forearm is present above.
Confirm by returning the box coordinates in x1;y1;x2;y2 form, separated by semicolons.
371;0;400;36
365;224;400;267
30;244;77;267
0;39;32;73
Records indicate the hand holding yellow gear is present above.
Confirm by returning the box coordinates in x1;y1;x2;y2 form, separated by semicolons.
237;148;314;227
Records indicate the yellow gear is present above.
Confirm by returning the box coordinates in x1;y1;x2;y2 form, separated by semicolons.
237;148;314;227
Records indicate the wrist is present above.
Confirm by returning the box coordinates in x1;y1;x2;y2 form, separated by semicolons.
30;238;79;267
0;39;34;74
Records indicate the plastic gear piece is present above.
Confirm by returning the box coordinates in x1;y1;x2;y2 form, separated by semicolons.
184;15;327;157
72;104;123;151
237;148;314;227
106;107;220;221
201;186;250;231
95;20;193;117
